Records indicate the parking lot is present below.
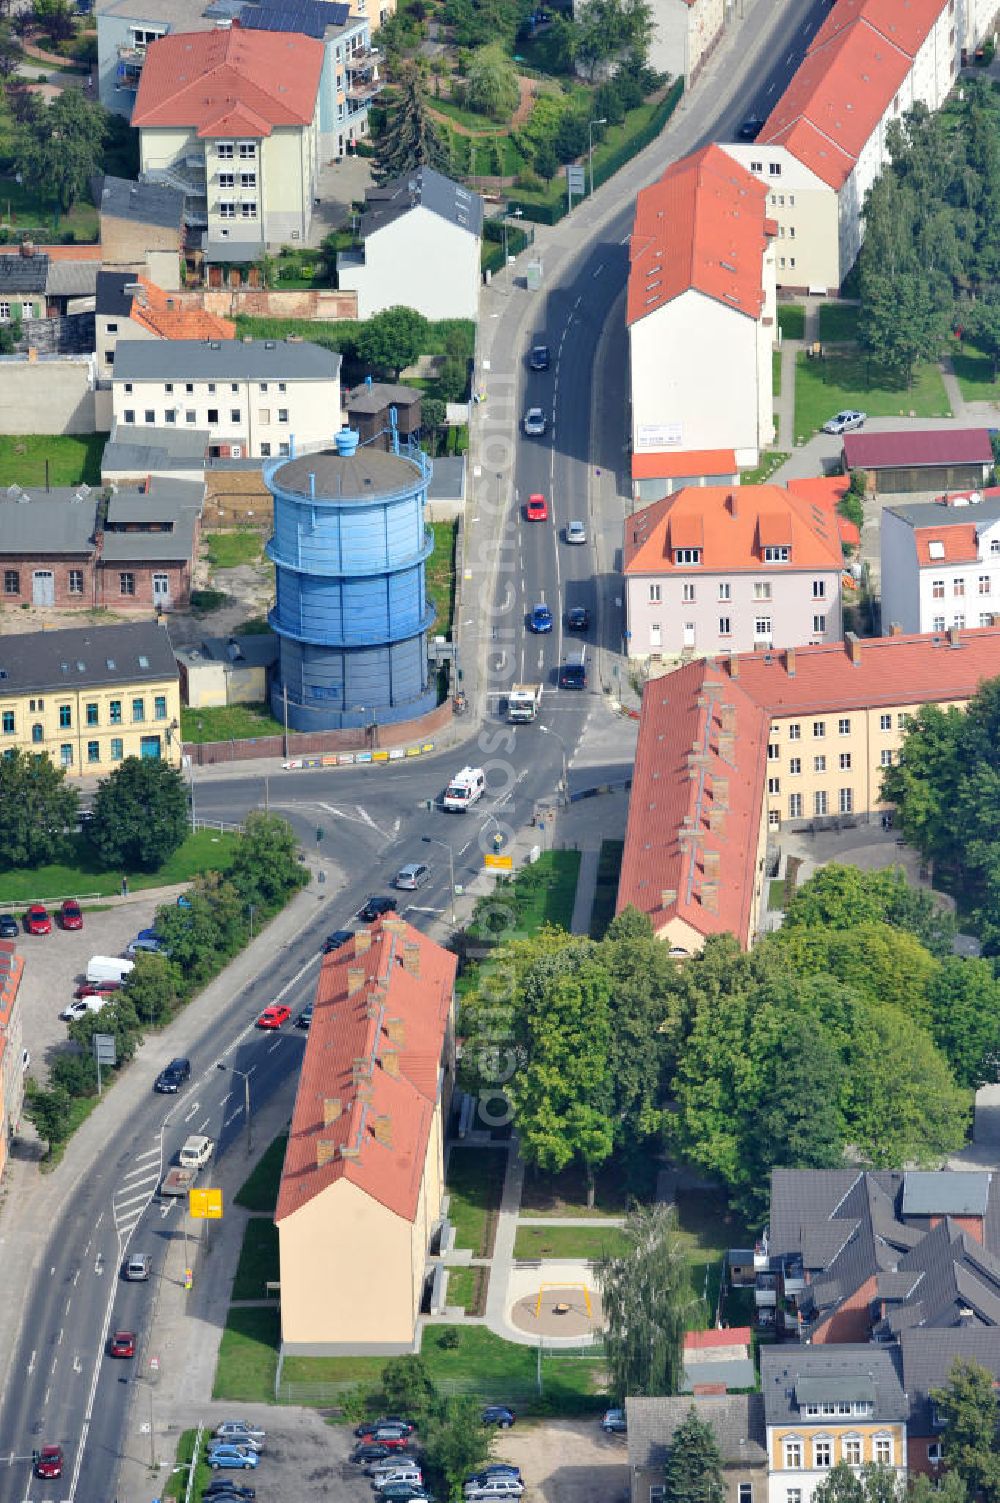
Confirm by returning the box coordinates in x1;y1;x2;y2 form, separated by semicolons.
492;1419;629;1503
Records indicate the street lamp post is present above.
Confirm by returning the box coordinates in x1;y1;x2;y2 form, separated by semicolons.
422;835;456;926
588;117;607;198
217;1062;253;1156
539;723;569;803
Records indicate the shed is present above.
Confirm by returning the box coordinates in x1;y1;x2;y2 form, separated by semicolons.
843;428;994;494
345;381;422;449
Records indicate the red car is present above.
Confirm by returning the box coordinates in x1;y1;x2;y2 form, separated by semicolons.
59;899;83;931
525;494;548;522
74;979;121;1000
109;1330;136;1358
256;1004;291;1030
25;904;51;936
35;1446;63;1479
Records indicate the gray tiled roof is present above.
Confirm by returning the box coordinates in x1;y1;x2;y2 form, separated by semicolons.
346;381;422;415
626;1394;766;1470
361;167;483;240
45;261;99;297
96;271;135;319
102;425;210;476
681;1357;757;1392
101;478;203;563
112;338;341;382
0;620;176;693
886;496;1000;532
900;1326;1000;1433
97;175;184;232
175;632;278;669
0;488;98;554
0;253;49;294
902;1171;991;1217
760;1346;906;1426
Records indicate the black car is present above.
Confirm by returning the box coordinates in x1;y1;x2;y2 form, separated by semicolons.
204;1485;256;1501
0;912;19;939
567;605;590;631
351;1443;396;1464
355;1416;416;1436
481;1406;516;1429
324;929;355;953
529;343;550;371
358;895;398;923
738;116;764;140
296;1003;314;1029
153;1057;191;1093
559;662;587;690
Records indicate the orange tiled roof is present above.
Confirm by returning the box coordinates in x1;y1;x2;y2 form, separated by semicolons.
631;449;738;481
0;939;24;1029
276;919;455;1226
130;278;235;341
133;25;323;135
913;524;978;566
685;1327;753;1350
623;478;852;576
627;145;772;326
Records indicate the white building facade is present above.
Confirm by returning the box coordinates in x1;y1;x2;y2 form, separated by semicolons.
880;495;1000;635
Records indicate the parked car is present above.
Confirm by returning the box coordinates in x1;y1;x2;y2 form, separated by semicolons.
379;1486;430;1502
565;519;587;545
355;1417;416;1438
525;493;548;521
358;895;398;923
257;1003;291;1029
523;407;547;436
74;979;121;1000
481;1405;516;1429
0;912;18;939
154;1058;191;1094
324;929;355;953
353;1444;397;1465
529;344;550;370
25;904;51;936
59;899;83;931
296;1003;314;1030
822;408;866;434
207;1446;259;1472
34;1446;63;1479
203;1482;256;1500
356;1426;412;1449
61;996;106;1022
567;605;590;631
601;1408;627;1433
109;1330;136;1358
529;603;553;634
127;931;164;956
395;863;430;891
738;116;764;139
373;1467;423;1492
466;1468;522;1487
213;1423;264;1450
463;1480;523;1501
124;1252;151;1281
365;1451;417;1475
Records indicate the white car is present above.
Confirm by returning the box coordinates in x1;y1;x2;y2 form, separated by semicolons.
822;408;866;434
565;519;587;544
213;1421;265;1448
523;407;547;436
60;996;106;1022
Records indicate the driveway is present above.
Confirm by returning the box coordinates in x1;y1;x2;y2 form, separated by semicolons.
494;1419;629;1503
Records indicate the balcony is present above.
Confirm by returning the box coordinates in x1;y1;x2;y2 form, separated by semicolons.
755;1272;779;1308
115;46;144;88
346;77;382;103
345;45;382;72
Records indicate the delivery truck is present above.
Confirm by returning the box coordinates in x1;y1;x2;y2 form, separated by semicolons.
160;1135;214;1196
507;684;543;723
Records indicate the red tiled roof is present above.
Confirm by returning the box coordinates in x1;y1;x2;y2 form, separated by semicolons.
685;1327;753;1350
133;25;323;135
130;278;236;341
628;145;772;326
913;523;978;566
0;939;23;1028
275;919;455;1226
843;428;994;469
631;449;738;481
0;243;102;261
810;0;945;60
623;478;850;576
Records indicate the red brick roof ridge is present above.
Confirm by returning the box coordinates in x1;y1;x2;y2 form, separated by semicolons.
132;26;324;133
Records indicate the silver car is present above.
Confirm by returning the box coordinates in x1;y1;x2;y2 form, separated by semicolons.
124;1253;151;1281
214;1422;266;1448
565;519;587;544
523;407;547;436
395;862;430;891
822;408;866;434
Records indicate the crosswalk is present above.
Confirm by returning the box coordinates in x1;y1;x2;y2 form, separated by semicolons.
111;1146;160;1241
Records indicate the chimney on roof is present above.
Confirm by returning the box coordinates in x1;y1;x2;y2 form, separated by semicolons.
357;1081;374;1104
785;645;796;677
323;1097;342;1125
720;703;736;734
948;625;962;648
714;776;730;809
316;1139;338;1167
338;1144;361;1159
889;622;903;636
385;1017;405;1046
402;941;420;976
727;490;738;518
846;632;862;665
701;881;719;913
728;651;740;679
347;966;365;996
661;888;677;908
384;916;406;935
372;1113;393;1148
351;1055;372;1084
383;1049;401;1078
718;733;735;762
704;851;721;881
355;929;371;954
708;807;727;833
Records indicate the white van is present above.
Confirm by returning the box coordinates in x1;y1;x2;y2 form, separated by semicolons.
442;766;486;812
86;955;134;986
464;1481;524;1501
373;1468;422;1492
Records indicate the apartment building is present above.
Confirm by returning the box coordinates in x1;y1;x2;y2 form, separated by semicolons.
96;272;235;376
617;626;1000;951
624;477;856;661
110;337;342;458
627;144;777;485
881;491;1000;635
647;0;724;83
0;621;182;776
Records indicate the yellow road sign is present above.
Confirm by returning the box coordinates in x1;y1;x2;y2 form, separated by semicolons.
189;1187;223;1219
484;853;513;871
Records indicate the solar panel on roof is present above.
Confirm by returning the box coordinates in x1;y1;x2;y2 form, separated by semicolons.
238;0;349;33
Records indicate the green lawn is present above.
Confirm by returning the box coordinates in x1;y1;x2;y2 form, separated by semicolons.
181;703;284;744
768;878;787;910
447;1147;506;1255
0;432;106;487
740;452;790;486
772;349;782;398
777;304;805;340
235;1133;288;1213
205;531;265;569
445;1264;489;1315
427;519;457;637
794;353;951;443
672;1188;749;1260
213;1306;280;1403
163;1428;213;1500
952;349;1000;402
588;839;623;941
0;828;237;905
513;1224;631;1260
0;176;100;240
232;1217;280;1301
818;303;860;343
468;850;582;940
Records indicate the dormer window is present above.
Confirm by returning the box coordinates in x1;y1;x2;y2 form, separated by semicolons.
675;548;701;565
764;546;790;562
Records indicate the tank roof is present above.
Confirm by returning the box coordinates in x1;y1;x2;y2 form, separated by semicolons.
273;445;424;502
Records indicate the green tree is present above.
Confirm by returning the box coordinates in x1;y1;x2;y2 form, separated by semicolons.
962;296;1000;380
909;1473;969;1503
572;0;652;79
14;88;108;211
598;1205;695;1401
813;1465;905;1503
420;396;446;450
534;139;558;181
464;44;520;120
379;1355;436;1418
153;875;245;987
228;811;306;912
846;1003;969;1167
0;748;78;868
32;0;75;43
662;1408;725;1503
373;63;451;185
783;863;955;954
930;1359;1000;1503
356;306;431;378
122;951;181;1026
86;757;188;872
880;702;967;866
50;1049;99;1098
421;1397;492;1502
925;956;1000;1087
0;24;22;78
23;1080;73;1148
602;907;677;1151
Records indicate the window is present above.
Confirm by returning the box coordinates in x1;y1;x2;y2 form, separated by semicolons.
279;442;290;456
58;704;71;729
1;710;12;735
260;442;271;457
768;809;781;828
813;580;826;598
813;614;826;634
21;301;32;320
208;383;216;394
783;1439;803;1469
132;697;145;723
185;383;194;394
927;1443;942;1465
186;411;197;424
933;615;946;631
219;172;235;189
230;409;241;423
768;743;780;760
31;723;43;744
259;382;268;392
813;721;826;738
154;695;167;720
240;202;258;220
123;409;135;424
768;777;781;795
814;790;828;816
789;756;801;774
932;579;945;599
259;408;270;425
219;202;236;220
278;407;289;423
786;1493;802;1503
954;614;966;628
110;736;123;761
840;787;854;814
814;755;826;772
954;578;966;597
29;699;42;712
982;613;994;627
675;548;701;565
240;172;256;189
880;713;892;731
881;749;893;767
278;382;287;394
844;1438;862;1467
769;161;782;176
753;581;772;599
3;568;19;595
738;1488;752;1503
719;616;732;636
717;581;731;601
0;301;9;320
86;702;98;726
144;409;155;424
838;717;851;734
87;740;100;764
60;744;73;768
207;409;219;424
119;572;135;596
164;382;173;394
788;793;803;819
682;582;696;602
217;141;234;158
68;569;83;594
764;545;790;562
754;616;772;638
648;584;662;603
840;752;852;770
873;1437;892;1467
980;576;991;594
165;410;176;424
650;1489;664;1503
107;321;118;334
993;540;1000;555
124;382;132;393
238;141;256;157
788;723;801;740
109;700;122;724
750;160;762;173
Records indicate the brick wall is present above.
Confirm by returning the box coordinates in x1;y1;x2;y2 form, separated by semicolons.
185;697;454;765
95;557;192;610
0;554;95;608
198;288;358;321
812;1273;877;1343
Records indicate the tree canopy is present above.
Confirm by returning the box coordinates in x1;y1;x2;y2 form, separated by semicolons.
598;1205;695;1401
930;1358;1000;1503
662;1409;725;1503
14;88;108;210
356;306;431;378
373;64;451;185
0;748;78;868
86;756;188;872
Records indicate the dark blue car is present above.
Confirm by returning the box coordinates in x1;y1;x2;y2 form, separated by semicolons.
528;603;553;633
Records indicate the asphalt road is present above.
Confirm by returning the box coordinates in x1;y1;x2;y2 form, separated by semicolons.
0;0;836;1494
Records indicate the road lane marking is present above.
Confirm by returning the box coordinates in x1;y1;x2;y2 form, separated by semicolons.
120;1164;157;1185
27;1351;35;1376
72;1269;80;1287
73;1355;82;1374
183;1105;199;1123
64;1300;71;1316
57;1330;63;1346
93;1255;103;1275
224;1109;243;1128
267;1041;281;1054
198;1117;211;1132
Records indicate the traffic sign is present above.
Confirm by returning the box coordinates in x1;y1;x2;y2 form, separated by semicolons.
189;1187;223;1219
484;854;513;871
